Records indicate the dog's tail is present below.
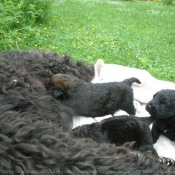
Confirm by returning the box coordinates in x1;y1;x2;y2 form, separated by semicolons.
122;77;141;86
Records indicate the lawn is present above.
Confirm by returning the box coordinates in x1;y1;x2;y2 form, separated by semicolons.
0;0;175;82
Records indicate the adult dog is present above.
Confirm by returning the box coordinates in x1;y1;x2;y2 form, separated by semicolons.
0;49;94;131
51;73;141;117
0;50;175;174
146;89;175;143
72;115;154;152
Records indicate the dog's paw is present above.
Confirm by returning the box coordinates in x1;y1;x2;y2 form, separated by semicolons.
160;157;175;167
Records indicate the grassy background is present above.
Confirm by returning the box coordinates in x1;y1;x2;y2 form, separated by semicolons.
0;0;175;82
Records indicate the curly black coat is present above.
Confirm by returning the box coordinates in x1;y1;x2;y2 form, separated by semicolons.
146;89;175;143
0;50;174;174
51;73;141;117
0;49;94;131
0;49;94;84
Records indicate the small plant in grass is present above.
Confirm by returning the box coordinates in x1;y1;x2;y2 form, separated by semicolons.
0;0;53;30
0;0;55;51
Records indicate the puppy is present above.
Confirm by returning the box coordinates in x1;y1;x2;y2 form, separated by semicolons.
146;89;175;143
72;115;155;152
50;74;141;117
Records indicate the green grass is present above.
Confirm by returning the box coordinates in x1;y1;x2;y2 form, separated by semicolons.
1;0;175;82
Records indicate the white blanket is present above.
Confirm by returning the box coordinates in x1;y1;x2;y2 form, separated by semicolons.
73;59;175;159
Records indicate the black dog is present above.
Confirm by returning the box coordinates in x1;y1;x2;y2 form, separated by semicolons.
0;49;95;131
0;50;175;174
51;73;141;117
72;115;155;152
146;89;175;143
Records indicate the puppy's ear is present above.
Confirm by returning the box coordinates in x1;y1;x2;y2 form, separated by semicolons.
52;89;68;101
171;98;175;108
153;92;157;98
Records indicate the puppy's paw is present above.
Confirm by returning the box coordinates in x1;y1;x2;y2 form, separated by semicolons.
160;157;175;167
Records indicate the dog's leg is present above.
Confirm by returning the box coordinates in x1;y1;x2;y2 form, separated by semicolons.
122;103;136;115
152;122;163;143
119;87;136;115
137;126;155;152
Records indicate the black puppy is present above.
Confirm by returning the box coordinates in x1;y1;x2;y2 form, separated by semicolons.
50;74;141;117
72;115;154;152
146;89;175;143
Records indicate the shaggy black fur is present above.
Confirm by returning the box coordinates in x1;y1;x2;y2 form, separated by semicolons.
1;105;175;174
51;73;141;117
0;49;94;84
146;89;175;143
0;49;95;131
0;50;175;174
72;115;154;152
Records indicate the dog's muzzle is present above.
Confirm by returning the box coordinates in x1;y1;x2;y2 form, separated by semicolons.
146;103;157;116
146;103;152;112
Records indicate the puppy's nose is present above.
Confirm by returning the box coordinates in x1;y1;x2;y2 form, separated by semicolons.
52;89;63;99
146;103;152;111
